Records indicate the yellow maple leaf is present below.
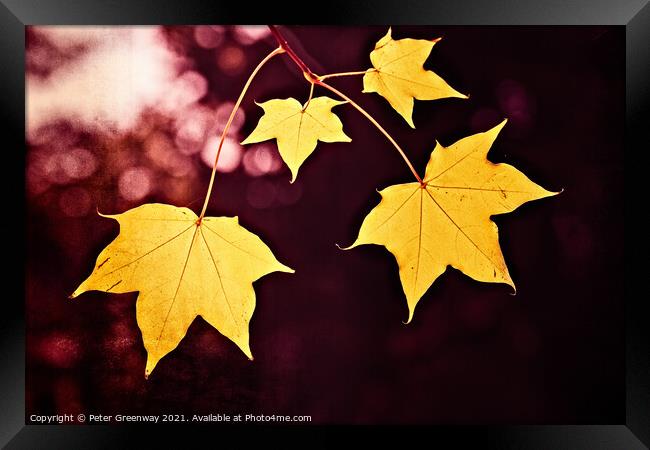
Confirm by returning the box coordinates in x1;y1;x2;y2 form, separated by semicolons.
345;120;558;322
241;96;351;182
71;204;293;377
363;28;467;128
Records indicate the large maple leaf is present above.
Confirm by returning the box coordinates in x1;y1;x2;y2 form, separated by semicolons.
242;96;351;182
346;120;558;322
71;204;293;377
363;28;467;128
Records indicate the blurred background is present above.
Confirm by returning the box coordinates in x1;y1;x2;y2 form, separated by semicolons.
26;26;624;424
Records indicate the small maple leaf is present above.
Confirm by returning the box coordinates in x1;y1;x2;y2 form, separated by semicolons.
242;96;351;182
363;27;467;128
345;120;558;322
71;204;293;377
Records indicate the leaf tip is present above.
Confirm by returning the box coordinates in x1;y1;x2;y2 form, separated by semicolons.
96;207;116;219
336;240;358;251
539;186;562;199
144;355;160;379
241;345;254;361
69;285;85;299
287;163;304;183
330;97;350;107
375;27;393;49
486;118;508;136
280;264;296;274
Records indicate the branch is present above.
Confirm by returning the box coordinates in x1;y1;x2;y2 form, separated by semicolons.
267;25;424;184
268;25;317;82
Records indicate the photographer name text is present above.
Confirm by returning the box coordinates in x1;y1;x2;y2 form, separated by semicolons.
29;413;311;424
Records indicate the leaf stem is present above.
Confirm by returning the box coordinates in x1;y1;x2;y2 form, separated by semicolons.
267;25;423;185
198;46;285;220
315;79;423;184
319;69;376;81
302;81;315;112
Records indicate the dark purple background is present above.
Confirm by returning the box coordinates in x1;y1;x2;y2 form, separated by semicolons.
26;26;624;424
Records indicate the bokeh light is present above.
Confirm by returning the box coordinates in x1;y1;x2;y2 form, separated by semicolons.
234;26;271;45
44;152;73;185
242;143;284;177
145;131;175;168
105;319;138;357
201;136;243;173
496;79;535;132
217;46;246;75
36;332;82;369
27;121;77;147
59;186;92;217
193;26;224;49
174;105;215;155
118;166;153;201
246;179;277;209
161;70;209;112
214;102;246;134
61;147;97;180
276;181;303;206
144;131;193;177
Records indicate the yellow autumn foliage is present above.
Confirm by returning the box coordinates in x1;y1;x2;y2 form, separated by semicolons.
346;120;557;321
72;204;293;377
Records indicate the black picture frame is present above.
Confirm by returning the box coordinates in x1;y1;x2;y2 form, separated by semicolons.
3;1;645;448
